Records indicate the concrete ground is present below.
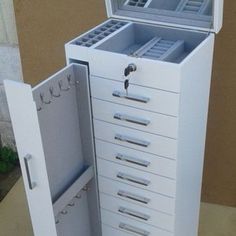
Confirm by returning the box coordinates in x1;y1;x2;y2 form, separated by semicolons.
0;166;21;201
0;178;235;236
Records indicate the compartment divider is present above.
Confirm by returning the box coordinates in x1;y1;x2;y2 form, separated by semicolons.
132;37;162;57
159;40;185;61
176;0;211;14
139;38;185;62
124;0;150;8
74;20;128;48
53;166;94;217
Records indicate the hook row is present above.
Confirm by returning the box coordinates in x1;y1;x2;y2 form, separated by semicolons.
55;185;90;225
37;74;79;111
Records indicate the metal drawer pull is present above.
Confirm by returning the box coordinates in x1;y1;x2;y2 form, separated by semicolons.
117;172;150;186
115;134;150;147
116;153;150;167
112;91;150;103
119;223;150;236
118;190;150;204
114;113;150;126
119;207;150;221
24;154;36;190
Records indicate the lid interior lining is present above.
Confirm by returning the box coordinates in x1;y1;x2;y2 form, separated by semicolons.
110;0;213;29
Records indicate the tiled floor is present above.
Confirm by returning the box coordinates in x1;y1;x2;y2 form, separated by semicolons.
0;178;236;236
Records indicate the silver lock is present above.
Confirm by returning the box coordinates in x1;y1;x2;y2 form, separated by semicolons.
124;63;137;77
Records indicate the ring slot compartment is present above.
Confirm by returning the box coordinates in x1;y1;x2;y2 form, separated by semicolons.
132;36;185;61
95;22;208;63
74;20;128;47
124;0;150;8
176;0;212;15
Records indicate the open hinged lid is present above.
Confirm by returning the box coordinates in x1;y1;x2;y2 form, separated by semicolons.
105;0;224;33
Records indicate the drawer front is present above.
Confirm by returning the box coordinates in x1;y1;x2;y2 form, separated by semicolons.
101;209;174;236
102;224;134;236
98;176;175;214
90;51;181;92
100;193;175;231
94;120;177;159
97;159;176;197
92;99;178;138
96;140;176;179
90;76;179;117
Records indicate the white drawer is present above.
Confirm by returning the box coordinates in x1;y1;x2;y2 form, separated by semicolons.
97;159;176;197
94;120;177;159
101;209;174;236
92;99;178;138
90;76;179;117
98;176;175;214
100;193;175;231
90;51;181;93
95;140;176;179
102;224;134;236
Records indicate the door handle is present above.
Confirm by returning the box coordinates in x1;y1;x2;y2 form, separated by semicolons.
117;190;150;204
117;172;150;186
119;207;150;221
114;113;150;126
116;153;150;167
119;223;150;236
115;134;150;147
24;154;36;190
112;91;150;103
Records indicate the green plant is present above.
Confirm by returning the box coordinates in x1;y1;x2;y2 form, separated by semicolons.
0;146;18;173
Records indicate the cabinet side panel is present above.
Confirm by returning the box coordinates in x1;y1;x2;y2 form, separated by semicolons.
74;65;102;236
175;34;215;236
4;80;57;236
214;0;224;33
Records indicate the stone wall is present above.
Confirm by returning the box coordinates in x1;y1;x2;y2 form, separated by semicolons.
0;0;22;148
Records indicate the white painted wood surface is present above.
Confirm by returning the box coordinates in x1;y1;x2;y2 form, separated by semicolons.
53;166;94;217
4;80;57;236
90;51;181;92
92;98;179;138
90;76;180;116
97;158;176;197
94;119;178;159
95;139;177;178
101;209;174;236
100;192;175;231
5;1;223;235
98;176;175;214
102;224;134;236
175;34;215;236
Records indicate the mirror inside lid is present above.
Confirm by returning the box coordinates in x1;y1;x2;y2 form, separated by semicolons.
106;0;224;33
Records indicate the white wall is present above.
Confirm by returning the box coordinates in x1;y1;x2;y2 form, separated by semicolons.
0;0;18;45
0;0;22;148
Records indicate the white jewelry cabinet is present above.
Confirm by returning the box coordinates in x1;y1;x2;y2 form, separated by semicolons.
4;1;224;236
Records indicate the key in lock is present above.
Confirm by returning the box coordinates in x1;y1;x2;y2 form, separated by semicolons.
124;63;137;95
